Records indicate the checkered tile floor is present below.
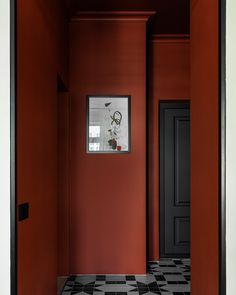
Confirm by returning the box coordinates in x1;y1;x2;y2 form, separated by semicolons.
61;259;190;295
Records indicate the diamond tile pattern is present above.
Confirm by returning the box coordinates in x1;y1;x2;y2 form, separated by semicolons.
61;259;190;295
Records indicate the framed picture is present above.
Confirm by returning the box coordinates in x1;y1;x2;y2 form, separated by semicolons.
87;95;131;153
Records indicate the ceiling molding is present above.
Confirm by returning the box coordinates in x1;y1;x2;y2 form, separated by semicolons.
150;34;190;43
71;11;156;22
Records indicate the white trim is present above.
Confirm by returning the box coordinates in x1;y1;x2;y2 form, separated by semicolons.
226;0;236;293
0;0;11;294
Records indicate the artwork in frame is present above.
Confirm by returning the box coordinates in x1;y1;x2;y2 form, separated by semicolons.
87;95;131;153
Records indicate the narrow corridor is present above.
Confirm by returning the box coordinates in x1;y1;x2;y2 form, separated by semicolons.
61;259;190;295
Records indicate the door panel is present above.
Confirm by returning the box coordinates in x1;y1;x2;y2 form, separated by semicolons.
160;102;190;258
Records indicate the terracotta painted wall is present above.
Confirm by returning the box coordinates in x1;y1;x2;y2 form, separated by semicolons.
17;0;68;294
69;12;152;274
148;35;190;260
58;92;71;276
190;0;219;294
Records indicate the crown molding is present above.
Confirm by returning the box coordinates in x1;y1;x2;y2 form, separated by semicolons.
71;11;156;22
150;34;190;43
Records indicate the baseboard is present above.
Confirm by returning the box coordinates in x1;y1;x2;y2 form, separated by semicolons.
57;276;68;295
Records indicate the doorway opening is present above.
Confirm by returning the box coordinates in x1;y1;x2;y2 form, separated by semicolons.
159;101;190;259
12;0;228;295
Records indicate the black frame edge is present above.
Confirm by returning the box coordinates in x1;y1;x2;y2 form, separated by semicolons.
159;102;165;259
220;0;226;294
10;0;17;294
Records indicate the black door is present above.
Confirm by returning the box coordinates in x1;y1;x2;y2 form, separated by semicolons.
160;102;190;258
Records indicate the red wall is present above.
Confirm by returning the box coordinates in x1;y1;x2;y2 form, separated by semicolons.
58;93;71;276
69;12;152;274
148;35;190;260
17;0;68;294
190;0;219;294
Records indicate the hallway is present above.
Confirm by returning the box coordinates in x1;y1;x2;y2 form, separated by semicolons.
15;0;220;294
61;260;190;295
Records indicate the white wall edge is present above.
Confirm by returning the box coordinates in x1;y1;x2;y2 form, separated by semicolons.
226;0;236;294
0;0;11;294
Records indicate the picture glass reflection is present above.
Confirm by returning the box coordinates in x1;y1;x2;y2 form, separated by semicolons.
87;96;130;153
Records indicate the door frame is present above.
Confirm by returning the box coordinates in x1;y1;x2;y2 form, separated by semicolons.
9;0;226;294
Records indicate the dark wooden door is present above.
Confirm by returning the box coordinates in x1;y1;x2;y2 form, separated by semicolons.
160;102;190;258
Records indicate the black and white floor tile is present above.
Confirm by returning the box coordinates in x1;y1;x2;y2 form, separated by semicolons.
61;259;190;295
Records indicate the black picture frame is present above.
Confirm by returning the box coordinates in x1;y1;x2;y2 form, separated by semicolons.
86;95;131;154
